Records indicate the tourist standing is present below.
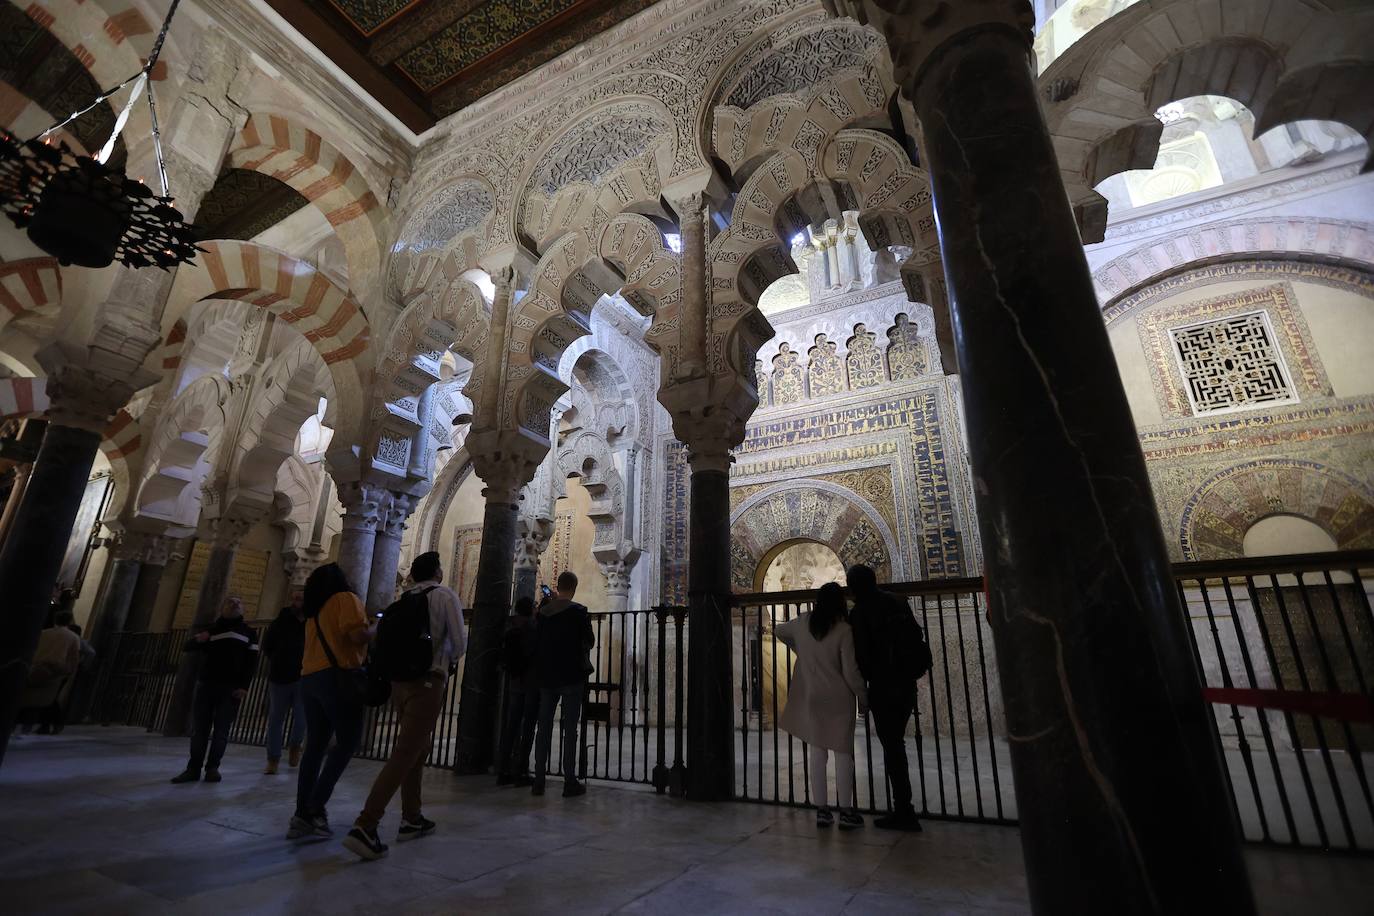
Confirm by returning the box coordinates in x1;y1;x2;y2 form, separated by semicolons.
261;590;307;774
289;564;372;840
847;564;926;832
170;597;259;784
15;610;82;734
496;595;540;786
531;571;594;798
344;551;465;861
776;582;868;830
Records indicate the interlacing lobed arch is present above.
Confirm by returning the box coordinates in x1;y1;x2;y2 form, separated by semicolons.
1041;0;1374;243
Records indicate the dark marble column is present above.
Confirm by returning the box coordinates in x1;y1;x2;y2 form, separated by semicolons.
124;536;172;633
163;519;250;737
454;487;520;774
0;422;104;766
685;449;734;801
864;7;1252;912
88;553;142;654
366;492;414;613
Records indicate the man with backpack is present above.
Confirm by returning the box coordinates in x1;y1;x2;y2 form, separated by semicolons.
344;551;465;861
847;564;930;832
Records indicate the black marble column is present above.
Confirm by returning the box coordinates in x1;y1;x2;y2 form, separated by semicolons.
454;492;519;774
124;559;168;633
162;542;237;737
0;423;102;767
685;459;734;801
911;28;1251;914
88;556;141;654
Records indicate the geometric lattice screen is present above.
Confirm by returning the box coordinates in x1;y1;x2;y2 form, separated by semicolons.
1170;310;1297;416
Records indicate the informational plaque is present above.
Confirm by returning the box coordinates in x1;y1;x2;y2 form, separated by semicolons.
173;543;271;627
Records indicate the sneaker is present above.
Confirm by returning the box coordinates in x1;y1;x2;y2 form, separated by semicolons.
343;826;389;861
816;808;834;829
204;769;222;783
288;745;302;767
874;809;923;832
287;813;333;840
562;780;586;798
264;759;279;775
398;816;436;842
838;810;865;831
170;770;199;784
531;781;545;797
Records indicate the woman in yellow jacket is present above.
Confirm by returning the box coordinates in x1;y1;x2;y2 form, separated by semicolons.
288;563;373;840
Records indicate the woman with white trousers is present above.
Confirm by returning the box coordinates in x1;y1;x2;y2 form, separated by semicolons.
776;581;869;830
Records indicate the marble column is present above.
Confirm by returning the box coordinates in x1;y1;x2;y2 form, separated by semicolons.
162;517;252;737
87;538;144;655
367;492;414;613
0;356;149;768
454;482;521;774
124;536;173;633
685;444;734;801
335;482;383;601
0;462;33;549
853;3;1253;911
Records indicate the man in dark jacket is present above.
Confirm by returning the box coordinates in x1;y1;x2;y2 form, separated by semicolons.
847;564;923;832
531;571;595;798
497;595;540;786
171;597;259;783
261;591;306;774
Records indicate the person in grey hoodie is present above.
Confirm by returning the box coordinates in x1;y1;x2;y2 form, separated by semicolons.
531;571;595;798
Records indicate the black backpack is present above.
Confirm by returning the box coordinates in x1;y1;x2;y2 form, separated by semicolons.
501;623;530;676
374;586;438;682
885;598;934;682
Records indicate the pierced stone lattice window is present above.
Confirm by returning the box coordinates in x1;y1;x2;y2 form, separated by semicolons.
1169;311;1297;416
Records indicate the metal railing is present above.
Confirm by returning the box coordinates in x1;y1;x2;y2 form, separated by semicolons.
90;550;1373;852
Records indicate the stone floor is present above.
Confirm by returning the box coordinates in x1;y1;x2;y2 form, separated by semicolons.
1;728;1370;915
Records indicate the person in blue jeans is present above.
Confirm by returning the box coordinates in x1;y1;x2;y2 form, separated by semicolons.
261;590;307;774
531;571;595;798
288;564;373;840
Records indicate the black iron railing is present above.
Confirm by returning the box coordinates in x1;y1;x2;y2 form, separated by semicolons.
90;550;1373;852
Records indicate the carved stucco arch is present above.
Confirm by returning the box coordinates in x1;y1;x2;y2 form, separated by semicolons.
730;480;901;592
387;172;497;303
1095;217;1374;309
505;213;678;441
1179;459;1374;561
1041;0;1374;242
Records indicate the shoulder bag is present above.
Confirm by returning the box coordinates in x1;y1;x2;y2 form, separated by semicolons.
314;612;390;707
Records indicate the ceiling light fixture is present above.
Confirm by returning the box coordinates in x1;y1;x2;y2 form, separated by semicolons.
0;0;199;270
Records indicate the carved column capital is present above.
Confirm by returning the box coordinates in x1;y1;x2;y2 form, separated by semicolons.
514;516;554;571
36;343;158;433
598;557;634;597
836;0;1034;92
208;514;256;550
467;429;545;506
336;481;385;534
379;491;418;539
658;376;752;475
138;534;172;567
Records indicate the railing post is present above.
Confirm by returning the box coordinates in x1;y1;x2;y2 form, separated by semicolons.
652;605;669;794
670;604;688;797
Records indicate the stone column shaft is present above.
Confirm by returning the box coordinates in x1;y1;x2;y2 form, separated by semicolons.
0;422;105;765
336;482;383;601
125;559;168;633
880;9;1253;912
0;462;33;550
162;522;246;737
367;492;414;613
685;449;734;801
454;488;521;774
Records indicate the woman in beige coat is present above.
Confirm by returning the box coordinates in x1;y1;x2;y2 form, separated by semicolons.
776;582;869;830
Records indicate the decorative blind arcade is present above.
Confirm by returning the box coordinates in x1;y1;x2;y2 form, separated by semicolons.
1170;310;1296;416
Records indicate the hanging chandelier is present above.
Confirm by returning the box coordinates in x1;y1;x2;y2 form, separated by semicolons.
0;0;199;270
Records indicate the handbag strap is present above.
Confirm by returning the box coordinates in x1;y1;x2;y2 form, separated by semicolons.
313;610;346;671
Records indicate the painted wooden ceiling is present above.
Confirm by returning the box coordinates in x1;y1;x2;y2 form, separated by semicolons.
265;0;660;131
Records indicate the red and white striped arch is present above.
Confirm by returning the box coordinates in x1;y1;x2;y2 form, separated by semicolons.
0;376;49;421
229;114;388;299
0;257;61;333
170;239;371;441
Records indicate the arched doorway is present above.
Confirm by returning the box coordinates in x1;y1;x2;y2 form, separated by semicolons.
754;539;847;592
